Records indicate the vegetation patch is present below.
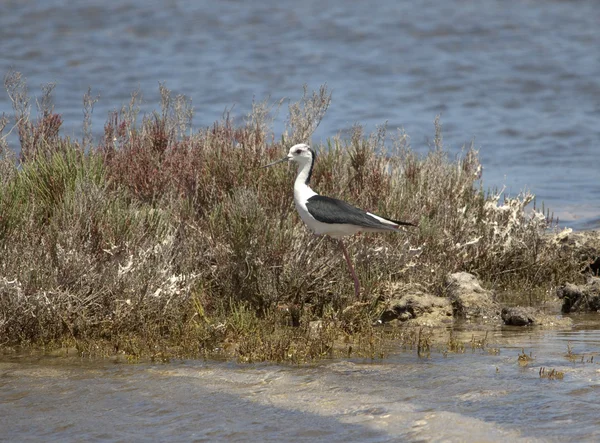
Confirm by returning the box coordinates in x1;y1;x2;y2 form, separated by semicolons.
0;71;586;361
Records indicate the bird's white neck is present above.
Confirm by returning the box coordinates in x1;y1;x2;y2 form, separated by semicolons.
294;158;313;186
293;159;317;200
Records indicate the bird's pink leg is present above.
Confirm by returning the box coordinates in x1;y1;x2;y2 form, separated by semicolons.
338;239;360;298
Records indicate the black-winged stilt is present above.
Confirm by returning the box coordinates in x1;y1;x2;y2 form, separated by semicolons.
262;143;416;298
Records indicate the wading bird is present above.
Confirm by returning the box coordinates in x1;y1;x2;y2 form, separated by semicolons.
262;143;416;298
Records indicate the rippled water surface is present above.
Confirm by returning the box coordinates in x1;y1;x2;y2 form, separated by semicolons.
2;317;600;442
1;0;599;228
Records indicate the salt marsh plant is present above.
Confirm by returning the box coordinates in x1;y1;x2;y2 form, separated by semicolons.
0;71;583;359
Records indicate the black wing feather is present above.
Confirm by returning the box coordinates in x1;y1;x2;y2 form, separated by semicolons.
305;195;415;229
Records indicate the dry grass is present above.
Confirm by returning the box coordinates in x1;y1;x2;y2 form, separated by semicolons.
0;71;583;359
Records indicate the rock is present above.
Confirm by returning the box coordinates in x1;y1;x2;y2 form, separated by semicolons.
380;284;453;327
445;272;501;321
501;306;573;328
501;307;536;326
557;277;600;313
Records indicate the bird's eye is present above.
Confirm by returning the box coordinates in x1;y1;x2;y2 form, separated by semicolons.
295;149;302;154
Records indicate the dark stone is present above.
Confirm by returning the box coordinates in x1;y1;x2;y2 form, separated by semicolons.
501;307;536;326
501;306;572;328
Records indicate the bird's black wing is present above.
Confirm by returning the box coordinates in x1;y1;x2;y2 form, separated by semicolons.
305;195;413;229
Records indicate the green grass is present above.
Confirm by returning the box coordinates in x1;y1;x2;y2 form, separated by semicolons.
0;72;584;361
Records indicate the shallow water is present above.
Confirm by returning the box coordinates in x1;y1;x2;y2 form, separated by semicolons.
2;315;600;442
1;0;599;229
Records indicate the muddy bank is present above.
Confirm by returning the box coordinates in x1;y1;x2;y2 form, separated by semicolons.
378;229;600;329
379;271;572;329
380;272;500;327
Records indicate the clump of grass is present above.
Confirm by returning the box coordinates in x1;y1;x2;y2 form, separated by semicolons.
518;349;535;366
539;367;565;380
563;341;593;363
417;327;432;358
470;332;489;350
0;71;586;360
444;330;465;354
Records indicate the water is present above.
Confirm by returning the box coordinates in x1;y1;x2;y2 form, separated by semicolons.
2;317;600;442
1;0;599;228
2;4;599;440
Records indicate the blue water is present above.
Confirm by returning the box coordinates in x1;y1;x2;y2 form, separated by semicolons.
1;0;599;228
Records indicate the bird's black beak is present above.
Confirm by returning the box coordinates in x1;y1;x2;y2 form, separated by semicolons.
261;156;289;168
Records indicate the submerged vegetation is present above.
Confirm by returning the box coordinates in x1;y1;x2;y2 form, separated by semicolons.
0;72;584;361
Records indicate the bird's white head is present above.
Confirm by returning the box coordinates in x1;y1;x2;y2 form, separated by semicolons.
286;143;314;164
261;143;315;169
261;143;317;185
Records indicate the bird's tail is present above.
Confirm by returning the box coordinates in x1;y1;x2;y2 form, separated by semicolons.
389;218;417;228
366;211;417;229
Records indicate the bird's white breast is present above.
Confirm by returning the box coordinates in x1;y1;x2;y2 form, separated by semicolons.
293;182;363;238
293;182;318;226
